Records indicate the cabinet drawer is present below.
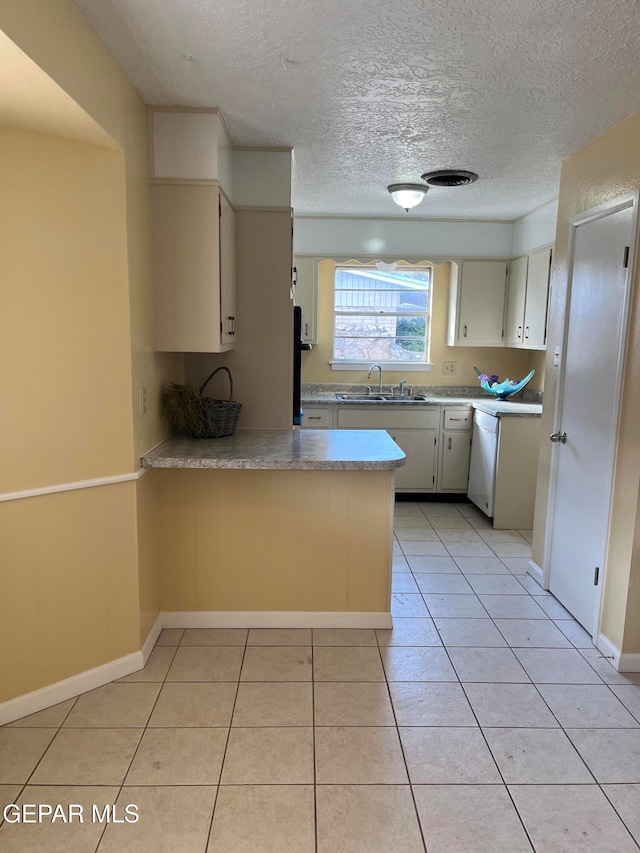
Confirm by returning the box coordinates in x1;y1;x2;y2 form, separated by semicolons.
443;408;473;430
301;406;333;428
337;407;439;430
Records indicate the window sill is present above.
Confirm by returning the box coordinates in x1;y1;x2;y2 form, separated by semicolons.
330;361;433;372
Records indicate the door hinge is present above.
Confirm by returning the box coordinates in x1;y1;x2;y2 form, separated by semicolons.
623;246;630;268
594;566;600;586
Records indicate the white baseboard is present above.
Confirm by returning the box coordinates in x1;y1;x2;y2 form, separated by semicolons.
596;633;640;672
596;632;620;668
527;560;545;586
619;653;640;672
0;651;143;726
160;611;393;629
0;610;392;725
141;613;163;664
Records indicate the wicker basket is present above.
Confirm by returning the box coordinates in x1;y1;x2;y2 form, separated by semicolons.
193;366;242;438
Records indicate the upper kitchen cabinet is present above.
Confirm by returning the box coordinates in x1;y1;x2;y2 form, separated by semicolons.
447;260;508;347
505;255;528;346
150;108;237;352
152;182;236;352
293;256;318;344
505;247;552;350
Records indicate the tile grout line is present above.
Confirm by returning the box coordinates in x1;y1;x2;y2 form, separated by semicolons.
429;608;538;853
203;629;250;852
94;639;180;851
375;625;429;853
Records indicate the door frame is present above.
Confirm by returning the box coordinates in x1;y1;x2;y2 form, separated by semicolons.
543;190;639;639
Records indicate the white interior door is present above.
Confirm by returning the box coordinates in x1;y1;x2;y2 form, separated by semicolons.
547;196;637;633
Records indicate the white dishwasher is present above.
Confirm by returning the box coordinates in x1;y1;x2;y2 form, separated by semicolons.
467;410;498;517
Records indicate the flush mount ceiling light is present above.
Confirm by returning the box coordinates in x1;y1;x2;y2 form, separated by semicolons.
387;183;428;212
421;169;479;187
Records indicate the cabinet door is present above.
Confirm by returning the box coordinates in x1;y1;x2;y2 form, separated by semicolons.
293;256;318;343
151;183;236;353
458;261;508;346
219;192;236;347
523;247;551;348
505;255;528;346
388;429;437;491
440;431;472;491
300;406;333;428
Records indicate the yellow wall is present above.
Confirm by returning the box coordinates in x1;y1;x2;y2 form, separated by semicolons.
302;260;542;391
0;0;181;462
0;2;179;700
0;483;139;703
532;111;640;652
0;126;133;492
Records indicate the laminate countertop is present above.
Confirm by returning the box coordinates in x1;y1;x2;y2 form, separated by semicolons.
141;429;406;471
302;395;543;418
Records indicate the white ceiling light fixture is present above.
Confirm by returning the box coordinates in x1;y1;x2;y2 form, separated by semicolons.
387;183;428;212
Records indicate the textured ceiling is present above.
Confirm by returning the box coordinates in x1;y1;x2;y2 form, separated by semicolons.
74;0;640;219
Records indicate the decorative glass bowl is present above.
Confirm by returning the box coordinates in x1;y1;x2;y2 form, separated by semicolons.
474;368;535;401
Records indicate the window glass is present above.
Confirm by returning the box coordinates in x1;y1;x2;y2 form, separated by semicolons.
333;266;431;363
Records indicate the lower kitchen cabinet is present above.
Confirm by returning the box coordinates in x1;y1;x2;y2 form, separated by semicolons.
439;431;472;491
386;429;437;491
302;402;478;495
336;406;439;493
300;405;333;428
438;406;473;492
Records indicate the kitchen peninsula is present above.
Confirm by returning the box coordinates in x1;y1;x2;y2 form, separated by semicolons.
141;429;405;628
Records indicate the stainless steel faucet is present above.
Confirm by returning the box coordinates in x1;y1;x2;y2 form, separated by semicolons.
367;364;383;393
389;379;408;397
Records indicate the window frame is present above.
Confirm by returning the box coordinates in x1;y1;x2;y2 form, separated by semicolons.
330;262;434;371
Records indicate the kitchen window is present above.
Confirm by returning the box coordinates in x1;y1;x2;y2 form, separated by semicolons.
331;264;432;370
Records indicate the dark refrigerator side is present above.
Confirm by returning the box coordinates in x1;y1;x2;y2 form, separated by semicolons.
293;305;312;425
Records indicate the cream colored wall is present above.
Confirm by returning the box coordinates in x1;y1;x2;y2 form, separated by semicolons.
0;1;179;700
532;111;640;653
0;0;181;463
302;260;541;390
0;126;133;492
0;483;139;703
149;468;393;614
185;209;294;428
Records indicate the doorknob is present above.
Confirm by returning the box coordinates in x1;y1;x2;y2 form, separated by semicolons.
550;431;567;443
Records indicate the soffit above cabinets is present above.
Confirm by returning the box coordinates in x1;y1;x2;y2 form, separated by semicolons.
74;0;640;220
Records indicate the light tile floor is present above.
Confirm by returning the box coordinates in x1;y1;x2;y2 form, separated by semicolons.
2;500;640;851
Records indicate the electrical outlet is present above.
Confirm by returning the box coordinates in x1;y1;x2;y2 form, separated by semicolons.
140;387;147;415
442;361;457;376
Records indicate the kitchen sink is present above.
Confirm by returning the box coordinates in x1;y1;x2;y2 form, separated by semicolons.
335;393;429;402
336;394;386;401
386;395;429;402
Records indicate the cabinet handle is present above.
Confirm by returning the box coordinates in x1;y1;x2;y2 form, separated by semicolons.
525;325;529;339
448;437;452;450
227;316;234;335
305;322;309;337
517;325;522;339
463;324;467;338
449;417;467;421
308;416;321;420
